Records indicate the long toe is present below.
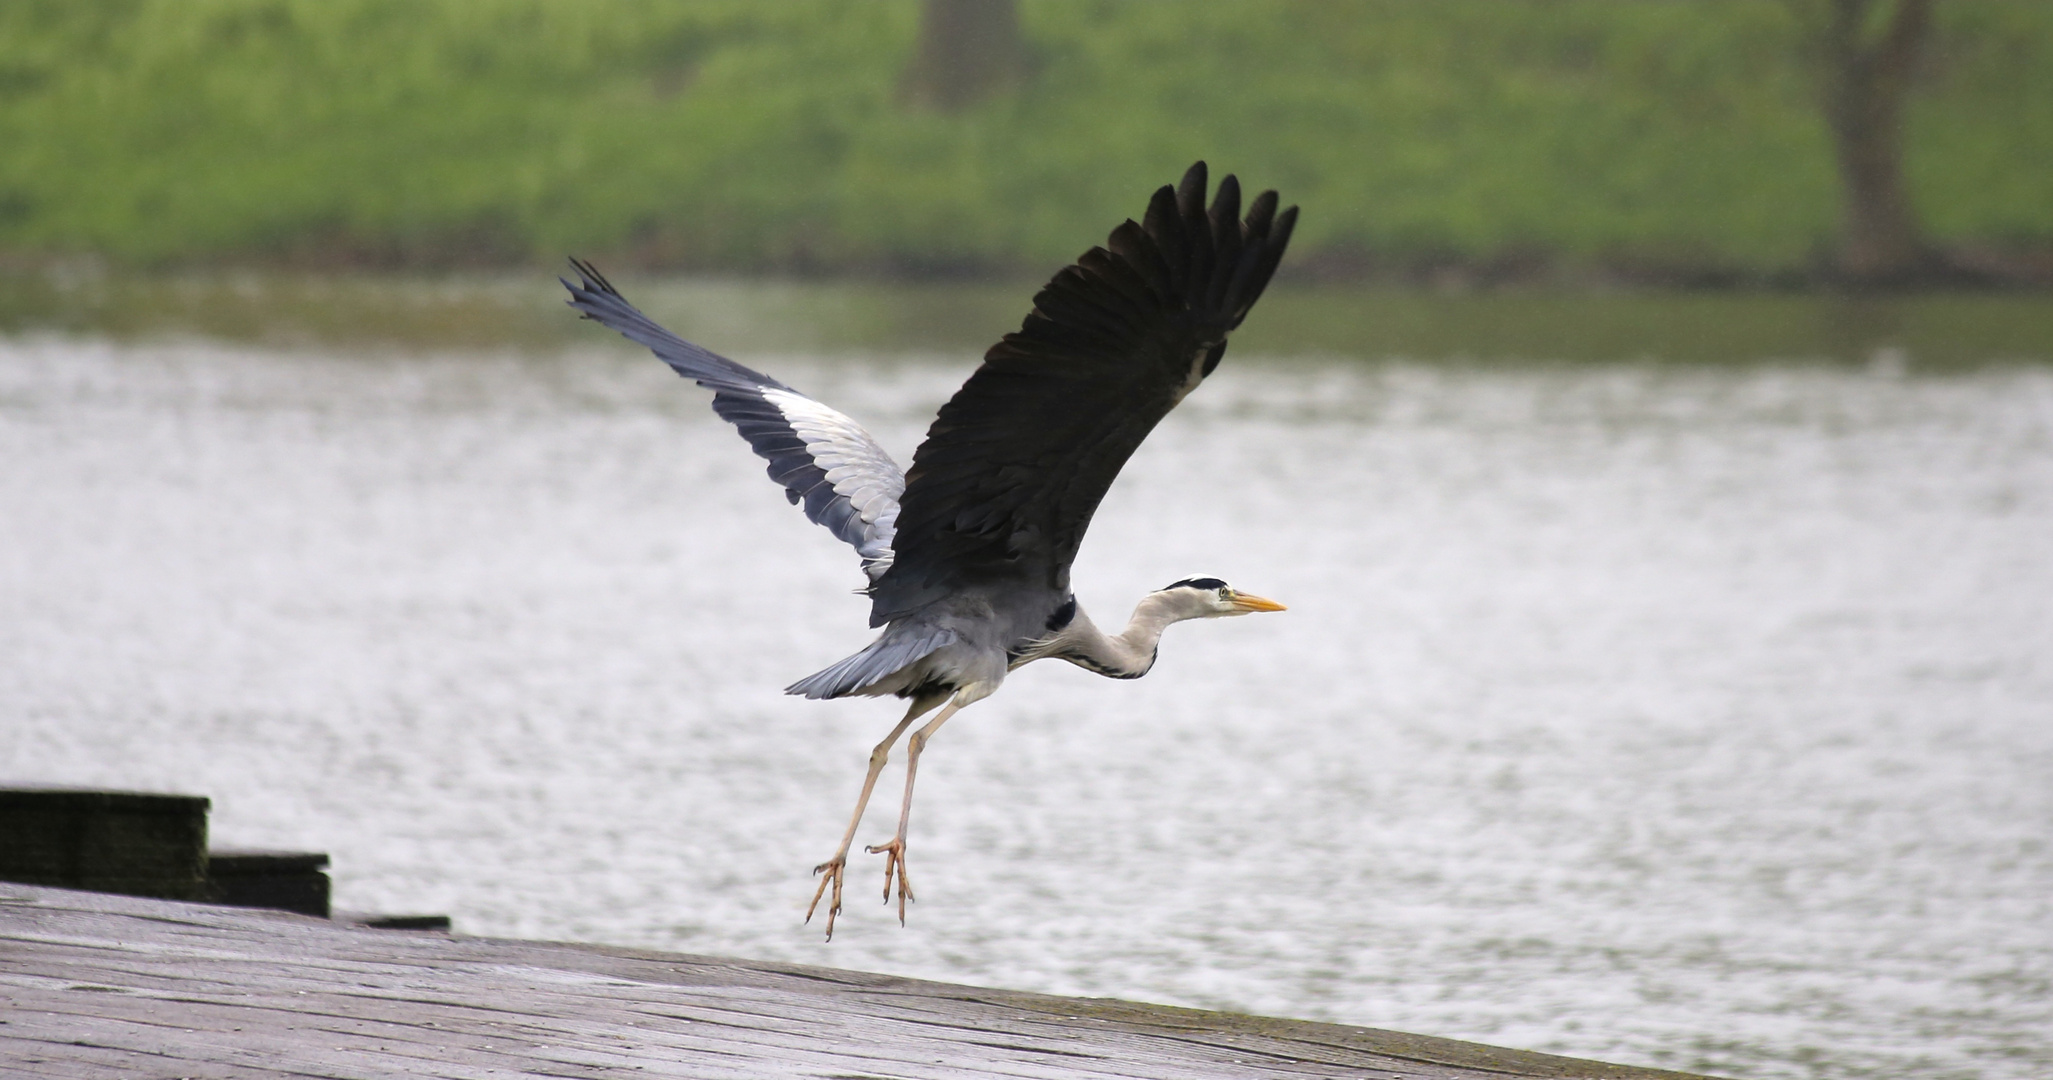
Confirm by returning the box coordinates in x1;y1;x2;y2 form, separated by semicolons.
806;858;848;940
864;840;914;924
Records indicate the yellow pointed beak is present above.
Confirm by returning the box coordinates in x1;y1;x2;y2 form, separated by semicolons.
1229;591;1287;613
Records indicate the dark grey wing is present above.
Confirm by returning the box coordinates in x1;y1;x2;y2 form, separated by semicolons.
869;163;1297;625
563;260;902;580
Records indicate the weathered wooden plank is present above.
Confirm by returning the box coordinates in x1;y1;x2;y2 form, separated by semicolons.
0;885;1721;1080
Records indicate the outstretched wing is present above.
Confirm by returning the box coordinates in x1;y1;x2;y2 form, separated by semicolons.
562;260;903;580
869;163;1297;625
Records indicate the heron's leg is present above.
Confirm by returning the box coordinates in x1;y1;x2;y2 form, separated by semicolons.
865;696;966;925
806;693;942;940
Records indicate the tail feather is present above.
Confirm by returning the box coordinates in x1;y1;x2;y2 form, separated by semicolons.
785;628;956;700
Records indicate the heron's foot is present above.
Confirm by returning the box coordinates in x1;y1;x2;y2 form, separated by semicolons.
806;854;848;941
863;838;914;924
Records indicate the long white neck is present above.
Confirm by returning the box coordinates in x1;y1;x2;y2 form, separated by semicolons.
1023;592;1207;680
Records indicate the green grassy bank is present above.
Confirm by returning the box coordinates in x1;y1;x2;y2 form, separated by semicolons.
1;1;2049;278
10;269;2048;369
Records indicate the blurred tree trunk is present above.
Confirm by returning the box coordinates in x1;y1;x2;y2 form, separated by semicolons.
902;0;1027;111
1792;0;1936;284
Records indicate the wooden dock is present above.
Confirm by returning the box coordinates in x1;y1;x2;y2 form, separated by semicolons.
1;884;1718;1080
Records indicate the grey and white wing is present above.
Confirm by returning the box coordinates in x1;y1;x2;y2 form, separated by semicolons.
562;259;901;580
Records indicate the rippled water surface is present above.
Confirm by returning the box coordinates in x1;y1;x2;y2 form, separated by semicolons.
4;312;2051;1079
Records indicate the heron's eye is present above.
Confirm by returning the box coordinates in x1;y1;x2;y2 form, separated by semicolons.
1217;588;1231;602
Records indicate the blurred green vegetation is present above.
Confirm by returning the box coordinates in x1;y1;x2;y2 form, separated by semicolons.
0;0;2048;277
8;268;2047;369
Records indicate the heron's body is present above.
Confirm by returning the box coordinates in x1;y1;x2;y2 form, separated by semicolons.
564;163;1296;937
787;581;1056;703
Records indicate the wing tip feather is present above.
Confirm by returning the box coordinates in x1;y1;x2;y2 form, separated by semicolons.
1176;161;1208;216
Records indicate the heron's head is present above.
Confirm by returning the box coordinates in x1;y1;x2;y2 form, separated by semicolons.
1152;576;1287;621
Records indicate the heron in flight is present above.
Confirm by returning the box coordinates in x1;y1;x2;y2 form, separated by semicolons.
564;162;1296;938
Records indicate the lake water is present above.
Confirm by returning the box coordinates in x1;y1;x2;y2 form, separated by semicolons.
3;280;2051;1079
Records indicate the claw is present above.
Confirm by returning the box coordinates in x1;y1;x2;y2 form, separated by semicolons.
864;839;914;924
806;856;847;940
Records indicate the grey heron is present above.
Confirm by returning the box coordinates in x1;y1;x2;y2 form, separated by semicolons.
563;162;1296;938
